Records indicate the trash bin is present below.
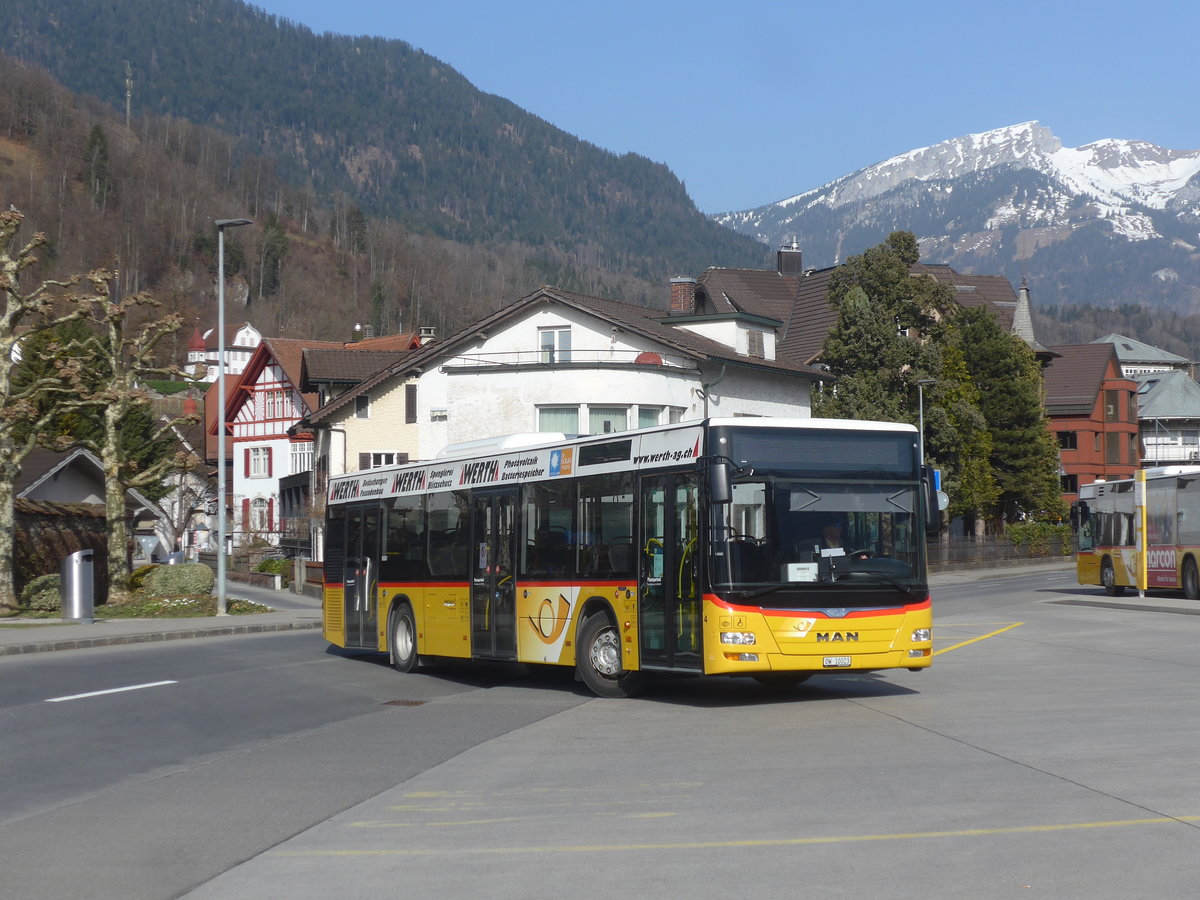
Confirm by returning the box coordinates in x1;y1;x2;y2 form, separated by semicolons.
61;549;95;623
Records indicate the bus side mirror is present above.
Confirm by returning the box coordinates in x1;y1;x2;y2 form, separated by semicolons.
1070;500;1089;530
709;461;732;505
923;466;943;535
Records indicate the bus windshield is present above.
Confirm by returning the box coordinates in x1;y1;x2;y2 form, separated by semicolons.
714;478;923;603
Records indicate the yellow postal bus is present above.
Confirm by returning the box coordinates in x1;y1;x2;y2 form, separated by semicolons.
1072;466;1200;598
322;417;940;696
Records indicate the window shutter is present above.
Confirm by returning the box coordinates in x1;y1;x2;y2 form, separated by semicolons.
268;498;275;531
242;498;250;528
359;453;371;470
405;384;418;423
244;449;250;478
267;447;273;478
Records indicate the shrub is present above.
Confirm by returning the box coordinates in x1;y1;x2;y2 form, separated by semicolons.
253;556;290;586
140;563;215;598
129;564;158;592
1006;521;1072;557
21;574;63;612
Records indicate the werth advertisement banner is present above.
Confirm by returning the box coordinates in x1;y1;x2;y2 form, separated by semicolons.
328;426;706;503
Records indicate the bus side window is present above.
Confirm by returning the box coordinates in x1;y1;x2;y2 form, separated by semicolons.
383;498;425;579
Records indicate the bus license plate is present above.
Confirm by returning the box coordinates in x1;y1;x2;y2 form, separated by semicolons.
823;656;852;668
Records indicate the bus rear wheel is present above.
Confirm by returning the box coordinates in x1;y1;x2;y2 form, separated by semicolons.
390;603;418;673
1184;559;1200;601
1101;558;1125;597
577;615;646;698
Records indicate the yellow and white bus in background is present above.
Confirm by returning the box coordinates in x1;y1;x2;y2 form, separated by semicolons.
1072;466;1200;599
322;417;942;697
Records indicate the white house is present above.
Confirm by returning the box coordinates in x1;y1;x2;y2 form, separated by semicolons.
188;322;262;383
302;284;827;489
215;333;422;551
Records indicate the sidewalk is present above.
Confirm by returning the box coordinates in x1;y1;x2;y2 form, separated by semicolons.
0;581;323;657
1;559;1074;658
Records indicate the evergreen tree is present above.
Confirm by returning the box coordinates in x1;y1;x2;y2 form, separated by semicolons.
928;345;999;531
813;231;954;421
257;214;289;300
82;124;112;210
954;306;1065;524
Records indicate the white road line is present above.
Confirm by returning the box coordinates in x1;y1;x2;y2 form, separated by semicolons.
45;680;178;703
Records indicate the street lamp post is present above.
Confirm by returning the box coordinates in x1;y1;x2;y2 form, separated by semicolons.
215;218;252;616
917;378;937;466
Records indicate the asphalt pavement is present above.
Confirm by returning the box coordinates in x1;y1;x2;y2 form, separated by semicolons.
0;559;1075;657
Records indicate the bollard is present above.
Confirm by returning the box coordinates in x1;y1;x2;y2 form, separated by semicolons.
60;549;95;623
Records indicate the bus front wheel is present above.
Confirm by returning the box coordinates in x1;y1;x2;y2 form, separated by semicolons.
1184;559;1200;601
1101;558;1125;597
390;603;418;673
577;615;646;698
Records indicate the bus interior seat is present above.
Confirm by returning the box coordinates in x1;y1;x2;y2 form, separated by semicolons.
607;539;634;574
728;539;763;581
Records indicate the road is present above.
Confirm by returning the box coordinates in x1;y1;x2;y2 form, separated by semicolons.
4;567;1200;898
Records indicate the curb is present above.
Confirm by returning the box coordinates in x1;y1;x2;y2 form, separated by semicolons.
0;619;323;657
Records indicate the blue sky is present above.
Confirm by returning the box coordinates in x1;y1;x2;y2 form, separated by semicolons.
250;0;1199;214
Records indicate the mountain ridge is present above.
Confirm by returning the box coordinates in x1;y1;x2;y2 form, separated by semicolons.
716;122;1200;314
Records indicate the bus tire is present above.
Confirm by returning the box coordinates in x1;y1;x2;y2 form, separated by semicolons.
577;614;646;698
1101;558;1125;597
1184;559;1200;601
389;603;418;673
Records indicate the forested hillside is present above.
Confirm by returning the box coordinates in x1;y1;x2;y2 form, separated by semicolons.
0;51;689;347
0;0;769;282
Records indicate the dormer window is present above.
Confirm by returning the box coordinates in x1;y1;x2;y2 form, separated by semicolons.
539;326;572;364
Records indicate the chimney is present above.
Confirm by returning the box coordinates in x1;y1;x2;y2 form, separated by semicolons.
669;276;697;314
352;322;362;342
777;238;803;276
418;325;437;345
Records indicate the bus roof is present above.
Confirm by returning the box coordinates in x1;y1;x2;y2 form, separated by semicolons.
327;416;919;505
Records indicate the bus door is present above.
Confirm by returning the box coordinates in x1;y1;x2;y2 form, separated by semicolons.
344;504;382;649
639;473;701;670
471;489;518;659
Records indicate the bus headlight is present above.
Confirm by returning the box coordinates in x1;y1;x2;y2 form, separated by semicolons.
911;628;931;642
720;632;756;645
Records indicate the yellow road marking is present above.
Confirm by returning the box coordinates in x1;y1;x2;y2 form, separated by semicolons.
352;817;524;828
935;622;1023;655
275;814;1200;857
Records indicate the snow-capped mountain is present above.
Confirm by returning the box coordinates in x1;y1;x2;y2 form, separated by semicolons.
716;123;1200;311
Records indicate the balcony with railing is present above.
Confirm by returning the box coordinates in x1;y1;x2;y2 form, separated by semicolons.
1140;430;1200;466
